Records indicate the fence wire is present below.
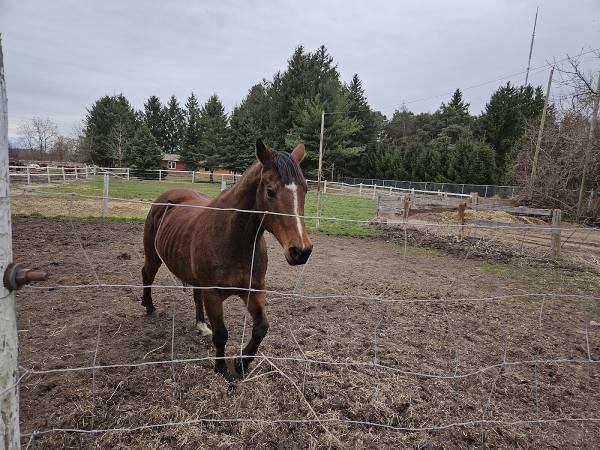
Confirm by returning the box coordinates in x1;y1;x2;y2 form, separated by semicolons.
8;187;600;448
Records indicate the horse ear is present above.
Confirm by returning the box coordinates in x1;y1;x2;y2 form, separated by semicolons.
256;138;274;167
290;143;305;163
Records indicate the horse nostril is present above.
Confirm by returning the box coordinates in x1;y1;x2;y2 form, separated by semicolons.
288;246;312;265
289;246;301;260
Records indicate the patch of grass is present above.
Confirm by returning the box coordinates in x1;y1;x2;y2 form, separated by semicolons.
38;176;223;200
307;192;379;236
404;246;442;257
14;213;145;224
478;259;548;283
22;178;381;237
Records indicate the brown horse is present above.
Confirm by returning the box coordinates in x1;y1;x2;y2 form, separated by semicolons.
141;139;312;378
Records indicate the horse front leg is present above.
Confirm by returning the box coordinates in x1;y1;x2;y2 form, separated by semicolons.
235;291;269;377
203;291;228;376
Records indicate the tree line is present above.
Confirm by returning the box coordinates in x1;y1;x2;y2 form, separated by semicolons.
20;45;555;186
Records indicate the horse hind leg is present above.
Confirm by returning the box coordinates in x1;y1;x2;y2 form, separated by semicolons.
141;256;160;314
193;288;212;336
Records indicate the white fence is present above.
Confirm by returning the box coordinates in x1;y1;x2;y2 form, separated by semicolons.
8;165;243;185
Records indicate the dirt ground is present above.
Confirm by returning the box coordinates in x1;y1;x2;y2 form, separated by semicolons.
12;217;600;449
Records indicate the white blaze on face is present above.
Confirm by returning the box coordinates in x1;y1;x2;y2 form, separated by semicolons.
285;183;303;238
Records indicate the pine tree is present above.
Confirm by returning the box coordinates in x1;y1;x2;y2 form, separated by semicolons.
439;89;472;129
479;82;546;182
142;96;168;152
228;83;271;172
124;124;163;170
164;95;185;154
285;78;363;177
198;94;230;171
84;94;137;166
180;93;203;170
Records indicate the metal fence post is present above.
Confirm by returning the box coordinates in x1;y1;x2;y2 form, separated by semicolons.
101;174;109;217
0;35;21;450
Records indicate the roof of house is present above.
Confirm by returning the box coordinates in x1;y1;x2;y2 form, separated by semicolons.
162;154;180;162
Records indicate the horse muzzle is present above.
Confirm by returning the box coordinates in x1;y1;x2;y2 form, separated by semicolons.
286;245;313;266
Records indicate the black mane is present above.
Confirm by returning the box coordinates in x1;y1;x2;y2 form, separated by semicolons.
274;151;306;189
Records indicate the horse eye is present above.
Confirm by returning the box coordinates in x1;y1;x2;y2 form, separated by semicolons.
266;188;276;199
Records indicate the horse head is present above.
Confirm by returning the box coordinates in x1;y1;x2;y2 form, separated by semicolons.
255;138;313;266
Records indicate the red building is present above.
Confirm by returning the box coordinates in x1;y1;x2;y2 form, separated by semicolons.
161;154;234;176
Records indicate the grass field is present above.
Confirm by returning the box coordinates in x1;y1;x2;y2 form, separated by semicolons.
18;176;379;236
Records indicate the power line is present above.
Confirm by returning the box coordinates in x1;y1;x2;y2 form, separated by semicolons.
325;46;600;116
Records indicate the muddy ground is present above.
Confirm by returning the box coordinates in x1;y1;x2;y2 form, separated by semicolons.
13;217;600;449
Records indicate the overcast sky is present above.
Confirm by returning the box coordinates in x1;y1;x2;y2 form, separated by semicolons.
1;0;599;140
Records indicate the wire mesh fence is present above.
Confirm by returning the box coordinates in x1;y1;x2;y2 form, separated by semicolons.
6;189;600;448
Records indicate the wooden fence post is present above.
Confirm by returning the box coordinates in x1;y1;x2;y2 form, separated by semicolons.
470;192;478;205
403;195;411;221
101;174;109;217
191;171;195;183
359;183;363;196
158;170;162;182
0;34;21;450
26;166;30;184
62;166;66;182
551;209;561;260
74;167;78;180
220;175;227;192
457;202;466;241
46;166;51;183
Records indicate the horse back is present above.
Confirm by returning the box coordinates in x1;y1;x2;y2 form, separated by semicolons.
144;189;211;251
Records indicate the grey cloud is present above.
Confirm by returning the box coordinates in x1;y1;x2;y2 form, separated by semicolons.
1;0;599;139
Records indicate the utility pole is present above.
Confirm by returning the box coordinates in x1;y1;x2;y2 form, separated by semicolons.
576;72;600;220
525;6;539;85
0;34;21;450
529;67;553;200
315;110;325;229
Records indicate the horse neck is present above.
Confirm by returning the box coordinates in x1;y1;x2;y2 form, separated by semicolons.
210;164;265;240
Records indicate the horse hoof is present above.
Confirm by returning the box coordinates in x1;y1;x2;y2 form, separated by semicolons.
195;322;213;336
225;359;244;381
145;305;156;315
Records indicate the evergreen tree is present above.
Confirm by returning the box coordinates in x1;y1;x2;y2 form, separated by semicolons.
84;94;137;166
479;82;545;181
268;45;340;147
198;94;230;171
286;78;363;177
180;93;203;170
124;124;163;170
164;95;185;154
228;83;271;172
142;96;168;152
439;89;472;129
384;106;417;144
